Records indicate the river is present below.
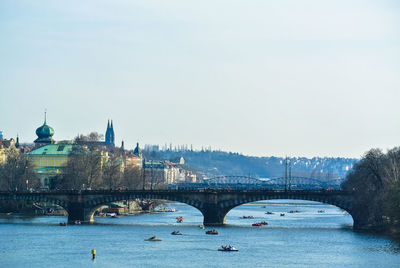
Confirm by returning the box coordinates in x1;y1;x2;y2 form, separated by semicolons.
1;200;399;267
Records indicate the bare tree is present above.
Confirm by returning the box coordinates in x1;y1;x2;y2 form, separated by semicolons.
0;147;39;191
342;147;400;228
57;145;103;190
122;165;142;190
102;154;122;190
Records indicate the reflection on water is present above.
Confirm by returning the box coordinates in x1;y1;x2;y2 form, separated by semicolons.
1;200;399;268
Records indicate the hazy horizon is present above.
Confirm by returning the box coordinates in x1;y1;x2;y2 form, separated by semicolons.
1;0;399;158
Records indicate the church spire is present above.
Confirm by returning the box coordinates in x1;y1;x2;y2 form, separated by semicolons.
15;134;20;148
105;119;115;147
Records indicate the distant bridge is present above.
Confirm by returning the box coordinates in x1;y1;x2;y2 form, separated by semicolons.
0;189;364;228
174;176;343;190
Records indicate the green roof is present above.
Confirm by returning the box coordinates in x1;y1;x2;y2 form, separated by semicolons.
35;167;63;174
26;144;74;156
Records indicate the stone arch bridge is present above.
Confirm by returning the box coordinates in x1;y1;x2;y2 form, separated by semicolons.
0;190;363;228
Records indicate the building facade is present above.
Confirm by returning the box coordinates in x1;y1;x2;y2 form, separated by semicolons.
26;144;73;187
0;138;16;164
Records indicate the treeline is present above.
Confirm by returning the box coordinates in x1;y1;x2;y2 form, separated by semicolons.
154;149;356;179
0;133;164;192
54;145;146;190
342;147;400;230
53;133;162;190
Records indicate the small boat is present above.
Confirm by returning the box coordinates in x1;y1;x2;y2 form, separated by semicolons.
218;245;238;252
205;229;218;235
145;236;162;241
240;216;254;219
265;212;274;215
171;230;182;235
166;208;178;212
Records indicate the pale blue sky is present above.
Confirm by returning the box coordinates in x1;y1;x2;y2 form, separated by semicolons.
1;0;399;157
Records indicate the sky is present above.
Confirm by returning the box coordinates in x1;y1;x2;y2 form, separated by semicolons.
0;0;399;158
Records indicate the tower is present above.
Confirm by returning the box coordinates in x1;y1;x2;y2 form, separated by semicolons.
15;134;20;148
133;142;142;158
105;120;115;147
110;120;115;146
34;112;55;147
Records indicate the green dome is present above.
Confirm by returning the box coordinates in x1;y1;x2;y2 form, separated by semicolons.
34;121;55;144
36;123;54;137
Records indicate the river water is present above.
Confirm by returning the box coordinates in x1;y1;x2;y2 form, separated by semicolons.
1;200;399;267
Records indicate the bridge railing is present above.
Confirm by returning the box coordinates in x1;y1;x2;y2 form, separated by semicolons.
0;189;350;196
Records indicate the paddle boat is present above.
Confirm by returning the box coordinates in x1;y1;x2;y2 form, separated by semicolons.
205;229;218;235
145;235;162;241
218;245;238;252
240;216;254;219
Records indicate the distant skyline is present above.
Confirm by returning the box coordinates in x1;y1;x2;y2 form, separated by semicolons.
1;0;399;158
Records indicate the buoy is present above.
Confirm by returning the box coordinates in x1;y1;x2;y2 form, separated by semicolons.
91;249;96;260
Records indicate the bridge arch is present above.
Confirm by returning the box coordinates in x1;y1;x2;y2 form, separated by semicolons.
214;194;355;226
80;193;206;224
0;193;71;221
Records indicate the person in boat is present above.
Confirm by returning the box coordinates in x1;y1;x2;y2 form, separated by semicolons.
149;235;156;240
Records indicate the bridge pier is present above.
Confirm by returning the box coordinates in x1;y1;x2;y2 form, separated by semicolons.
66;202;95;223
200;204;230;226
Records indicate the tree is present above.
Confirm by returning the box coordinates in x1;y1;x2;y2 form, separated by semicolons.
0;147;39;191
122;165;142;190
342;147;400;229
57;145;104;190
102;154;122;190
